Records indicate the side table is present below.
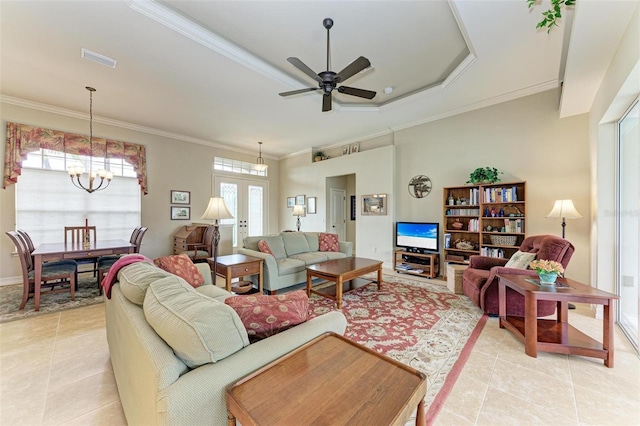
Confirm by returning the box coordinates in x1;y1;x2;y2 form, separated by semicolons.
208;254;263;294
497;273;619;367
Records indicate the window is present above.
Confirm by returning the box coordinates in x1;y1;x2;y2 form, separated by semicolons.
213;157;268;177
16;150;141;246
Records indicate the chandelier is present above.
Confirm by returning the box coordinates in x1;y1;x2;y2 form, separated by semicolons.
254;141;268;172
68;86;113;193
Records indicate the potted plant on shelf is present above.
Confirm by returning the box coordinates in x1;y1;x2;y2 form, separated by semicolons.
466;167;503;184
529;259;565;284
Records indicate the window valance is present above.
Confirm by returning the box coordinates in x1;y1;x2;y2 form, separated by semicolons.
3;122;148;194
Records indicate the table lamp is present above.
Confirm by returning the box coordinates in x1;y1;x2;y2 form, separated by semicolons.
546;199;582;238
292;205;306;231
201;197;234;281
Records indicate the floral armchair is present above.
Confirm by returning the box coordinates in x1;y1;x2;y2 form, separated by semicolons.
462;235;575;316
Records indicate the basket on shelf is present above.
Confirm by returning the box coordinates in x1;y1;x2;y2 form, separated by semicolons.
490;235;517;246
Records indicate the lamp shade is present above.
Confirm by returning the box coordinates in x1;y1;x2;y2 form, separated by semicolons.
201;197;234;223
292;205;306;217
546;199;582;219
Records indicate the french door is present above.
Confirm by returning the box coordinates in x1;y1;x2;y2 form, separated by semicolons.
213;176;268;250
617;98;639;351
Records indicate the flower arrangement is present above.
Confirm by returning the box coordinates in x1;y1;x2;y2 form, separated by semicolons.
529;260;564;276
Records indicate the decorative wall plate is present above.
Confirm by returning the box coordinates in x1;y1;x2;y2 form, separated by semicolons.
408;175;432;198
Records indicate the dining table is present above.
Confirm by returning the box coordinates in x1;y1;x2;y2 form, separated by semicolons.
31;239;135;311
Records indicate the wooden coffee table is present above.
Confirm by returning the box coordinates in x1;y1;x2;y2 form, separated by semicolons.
226;332;426;426
306;257;383;309
497;273;619;367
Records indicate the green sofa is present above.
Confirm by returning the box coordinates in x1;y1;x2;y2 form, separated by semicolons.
105;261;347;425
237;231;353;294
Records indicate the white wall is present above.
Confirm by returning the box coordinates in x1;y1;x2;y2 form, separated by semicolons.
279;90;591;281
589;4;640;294
279;146;396;264
0;102;279;283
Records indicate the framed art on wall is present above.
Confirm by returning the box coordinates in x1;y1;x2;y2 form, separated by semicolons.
350;195;356;220
361;194;387;215
287;197;295;208
171;206;191;220
171;190;190;204
295;195;305;205
307;197;317;214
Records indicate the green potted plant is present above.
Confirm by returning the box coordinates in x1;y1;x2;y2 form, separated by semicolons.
466;167;503;184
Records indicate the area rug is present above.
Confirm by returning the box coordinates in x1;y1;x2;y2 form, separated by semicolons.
0;276;103;323
308;273;487;424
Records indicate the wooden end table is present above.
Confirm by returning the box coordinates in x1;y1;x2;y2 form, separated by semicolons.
208;254;263;294
497;273;619;367
306;257;383;309
226;332;426;426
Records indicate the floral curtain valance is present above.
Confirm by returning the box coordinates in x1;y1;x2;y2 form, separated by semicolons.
3;122;148;194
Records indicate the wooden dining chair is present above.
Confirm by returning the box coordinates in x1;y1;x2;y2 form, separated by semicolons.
64;226;98;276
6;231;77;311
184;225;215;263
97;226;149;288
64;226;97;245
17;229;77;269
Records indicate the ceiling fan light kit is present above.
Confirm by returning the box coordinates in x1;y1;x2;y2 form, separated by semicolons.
279;18;376;112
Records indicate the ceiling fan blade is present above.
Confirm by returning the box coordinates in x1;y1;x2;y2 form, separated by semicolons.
337;86;376;99
287;57;322;83
322;93;332;112
279;88;318;97
335;56;371;83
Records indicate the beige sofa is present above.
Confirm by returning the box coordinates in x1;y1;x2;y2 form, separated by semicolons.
237;231;353;293
105;260;347;425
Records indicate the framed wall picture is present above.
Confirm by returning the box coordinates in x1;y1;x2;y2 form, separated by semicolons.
361;194;387;215
295;195;305;205
287;197;295;208
171;190;190;204
171;206;191;220
350;142;360;154
307;197;317;214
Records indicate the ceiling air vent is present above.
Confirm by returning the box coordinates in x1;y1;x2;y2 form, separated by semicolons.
81;48;117;69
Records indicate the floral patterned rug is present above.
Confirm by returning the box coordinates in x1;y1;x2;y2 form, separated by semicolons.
308;272;486;423
0;276;103;323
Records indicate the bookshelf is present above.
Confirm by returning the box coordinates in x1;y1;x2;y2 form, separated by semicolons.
443;181;526;268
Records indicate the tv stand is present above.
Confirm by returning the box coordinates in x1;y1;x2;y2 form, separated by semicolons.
393;249;439;279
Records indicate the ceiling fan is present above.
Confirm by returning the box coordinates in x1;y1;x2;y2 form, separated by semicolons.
279;18;376;112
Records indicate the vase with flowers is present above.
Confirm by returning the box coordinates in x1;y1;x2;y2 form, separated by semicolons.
529;259;564;284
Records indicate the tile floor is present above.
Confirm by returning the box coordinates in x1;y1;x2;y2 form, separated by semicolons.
1;298;638;425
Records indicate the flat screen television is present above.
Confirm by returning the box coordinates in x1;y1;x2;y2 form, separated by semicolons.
395;222;439;253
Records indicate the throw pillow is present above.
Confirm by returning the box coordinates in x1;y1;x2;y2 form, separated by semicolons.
143;275;249;368
505;251;537;269
224;290;309;341
117;261;172;306
153;253;205;288
258;240;274;256
319;233;339;252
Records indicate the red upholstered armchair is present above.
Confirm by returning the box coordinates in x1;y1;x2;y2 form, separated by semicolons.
462;235;575;316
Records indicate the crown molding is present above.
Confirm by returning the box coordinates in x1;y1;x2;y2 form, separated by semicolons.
0;95;276;159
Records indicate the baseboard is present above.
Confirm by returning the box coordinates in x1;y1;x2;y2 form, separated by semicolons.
0;276;21;286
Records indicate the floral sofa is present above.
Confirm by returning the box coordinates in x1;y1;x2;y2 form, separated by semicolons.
237;231;353;294
105;260;347;425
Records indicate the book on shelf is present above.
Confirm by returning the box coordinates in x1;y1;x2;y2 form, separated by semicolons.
503;218;524;233
483;186;518;203
446;208;480;216
444;233;451;249
481;247;505;258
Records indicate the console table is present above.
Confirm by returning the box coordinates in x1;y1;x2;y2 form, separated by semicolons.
497;273;619;367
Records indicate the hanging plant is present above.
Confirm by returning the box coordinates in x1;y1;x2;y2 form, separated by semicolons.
466;167;503;184
527;0;575;33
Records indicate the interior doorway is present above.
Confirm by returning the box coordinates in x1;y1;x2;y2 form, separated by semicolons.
326;174;356;253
